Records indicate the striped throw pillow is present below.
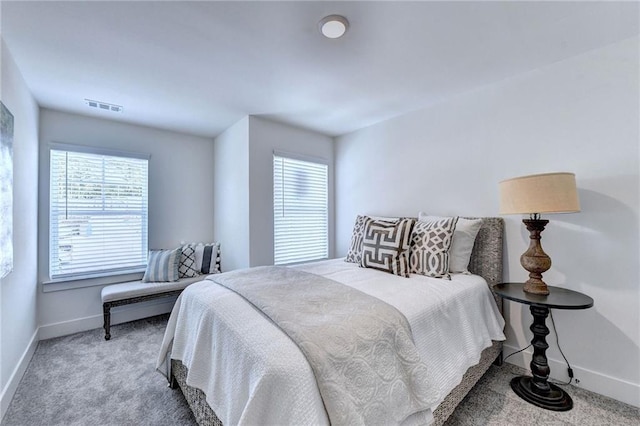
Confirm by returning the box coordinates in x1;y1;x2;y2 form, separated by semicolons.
192;242;221;274
142;248;182;282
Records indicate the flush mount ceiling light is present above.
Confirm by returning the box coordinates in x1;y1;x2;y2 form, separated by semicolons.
319;15;349;39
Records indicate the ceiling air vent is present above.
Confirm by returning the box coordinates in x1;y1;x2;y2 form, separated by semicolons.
84;99;123;113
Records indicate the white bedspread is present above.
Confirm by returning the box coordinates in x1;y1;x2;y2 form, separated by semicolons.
157;259;505;425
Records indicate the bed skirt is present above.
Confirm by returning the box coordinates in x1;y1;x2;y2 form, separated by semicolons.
170;340;502;426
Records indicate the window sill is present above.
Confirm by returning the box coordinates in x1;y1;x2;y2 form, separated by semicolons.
42;269;145;293
276;257;329;266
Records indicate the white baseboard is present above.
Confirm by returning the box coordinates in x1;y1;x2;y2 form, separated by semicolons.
503;343;640;408
0;328;39;422
38;298;177;340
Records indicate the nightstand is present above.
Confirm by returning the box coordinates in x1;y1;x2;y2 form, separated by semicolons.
493;283;594;411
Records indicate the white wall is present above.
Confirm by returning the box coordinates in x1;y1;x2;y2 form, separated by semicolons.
213;116;334;270
248;116;334;266
335;37;639;407
37;109;215;337
213;117;250;271
0;39;40;419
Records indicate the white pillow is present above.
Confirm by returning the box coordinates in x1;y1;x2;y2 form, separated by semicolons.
418;213;483;274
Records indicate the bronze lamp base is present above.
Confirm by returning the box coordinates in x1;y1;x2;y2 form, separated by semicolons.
520;218;551;295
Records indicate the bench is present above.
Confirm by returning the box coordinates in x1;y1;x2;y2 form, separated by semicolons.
101;275;203;340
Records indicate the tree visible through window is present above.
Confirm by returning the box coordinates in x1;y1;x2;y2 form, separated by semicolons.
273;154;328;265
49;147;148;278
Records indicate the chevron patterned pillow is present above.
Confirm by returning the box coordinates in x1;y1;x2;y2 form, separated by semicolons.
360;217;415;277
409;217;458;279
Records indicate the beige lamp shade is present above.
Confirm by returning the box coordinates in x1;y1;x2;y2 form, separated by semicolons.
499;172;580;215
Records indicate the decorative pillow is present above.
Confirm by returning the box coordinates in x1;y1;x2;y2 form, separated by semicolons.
409;217;458;279
345;215;368;264
191;242;221;274
142;248;182;282
360;218;415;277
418;213;482;273
345;215;405;264
178;245;200;278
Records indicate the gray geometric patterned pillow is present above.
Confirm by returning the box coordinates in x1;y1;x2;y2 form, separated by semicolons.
345;215;367;263
360;217;415;277
409;217;458;279
345;215;407;263
178;245;200;278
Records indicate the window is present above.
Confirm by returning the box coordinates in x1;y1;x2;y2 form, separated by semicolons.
49;145;149;279
273;153;328;265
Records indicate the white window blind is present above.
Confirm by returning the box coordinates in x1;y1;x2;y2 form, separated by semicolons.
49;148;149;279
273;154;328;265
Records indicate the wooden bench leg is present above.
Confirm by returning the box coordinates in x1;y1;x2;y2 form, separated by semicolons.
103;303;111;340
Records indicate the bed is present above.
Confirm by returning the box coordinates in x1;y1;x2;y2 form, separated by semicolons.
157;217;505;426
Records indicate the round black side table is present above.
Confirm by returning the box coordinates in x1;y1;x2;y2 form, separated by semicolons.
493;283;594;411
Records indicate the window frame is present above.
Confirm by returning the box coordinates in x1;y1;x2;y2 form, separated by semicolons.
273;151;329;266
47;143;150;282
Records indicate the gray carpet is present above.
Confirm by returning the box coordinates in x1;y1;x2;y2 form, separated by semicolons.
2;315;195;426
444;364;639;426
3;315;639;425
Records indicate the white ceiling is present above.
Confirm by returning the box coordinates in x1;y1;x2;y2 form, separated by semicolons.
2;1;638;138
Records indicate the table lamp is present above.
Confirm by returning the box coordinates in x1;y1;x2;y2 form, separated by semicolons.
499;172;580;295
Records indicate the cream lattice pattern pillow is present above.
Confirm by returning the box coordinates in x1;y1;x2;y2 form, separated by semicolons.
409;217;458;279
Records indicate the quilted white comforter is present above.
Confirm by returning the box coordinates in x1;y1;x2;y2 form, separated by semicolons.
157;259;505;425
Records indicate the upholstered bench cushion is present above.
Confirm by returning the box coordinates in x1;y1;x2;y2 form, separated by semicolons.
101;275;204;303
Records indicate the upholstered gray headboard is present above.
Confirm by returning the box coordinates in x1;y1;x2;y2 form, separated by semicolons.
466;217;504;310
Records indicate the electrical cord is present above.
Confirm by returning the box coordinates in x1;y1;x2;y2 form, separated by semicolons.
503;344;532;363
549;309;574;386
503;310;574;386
